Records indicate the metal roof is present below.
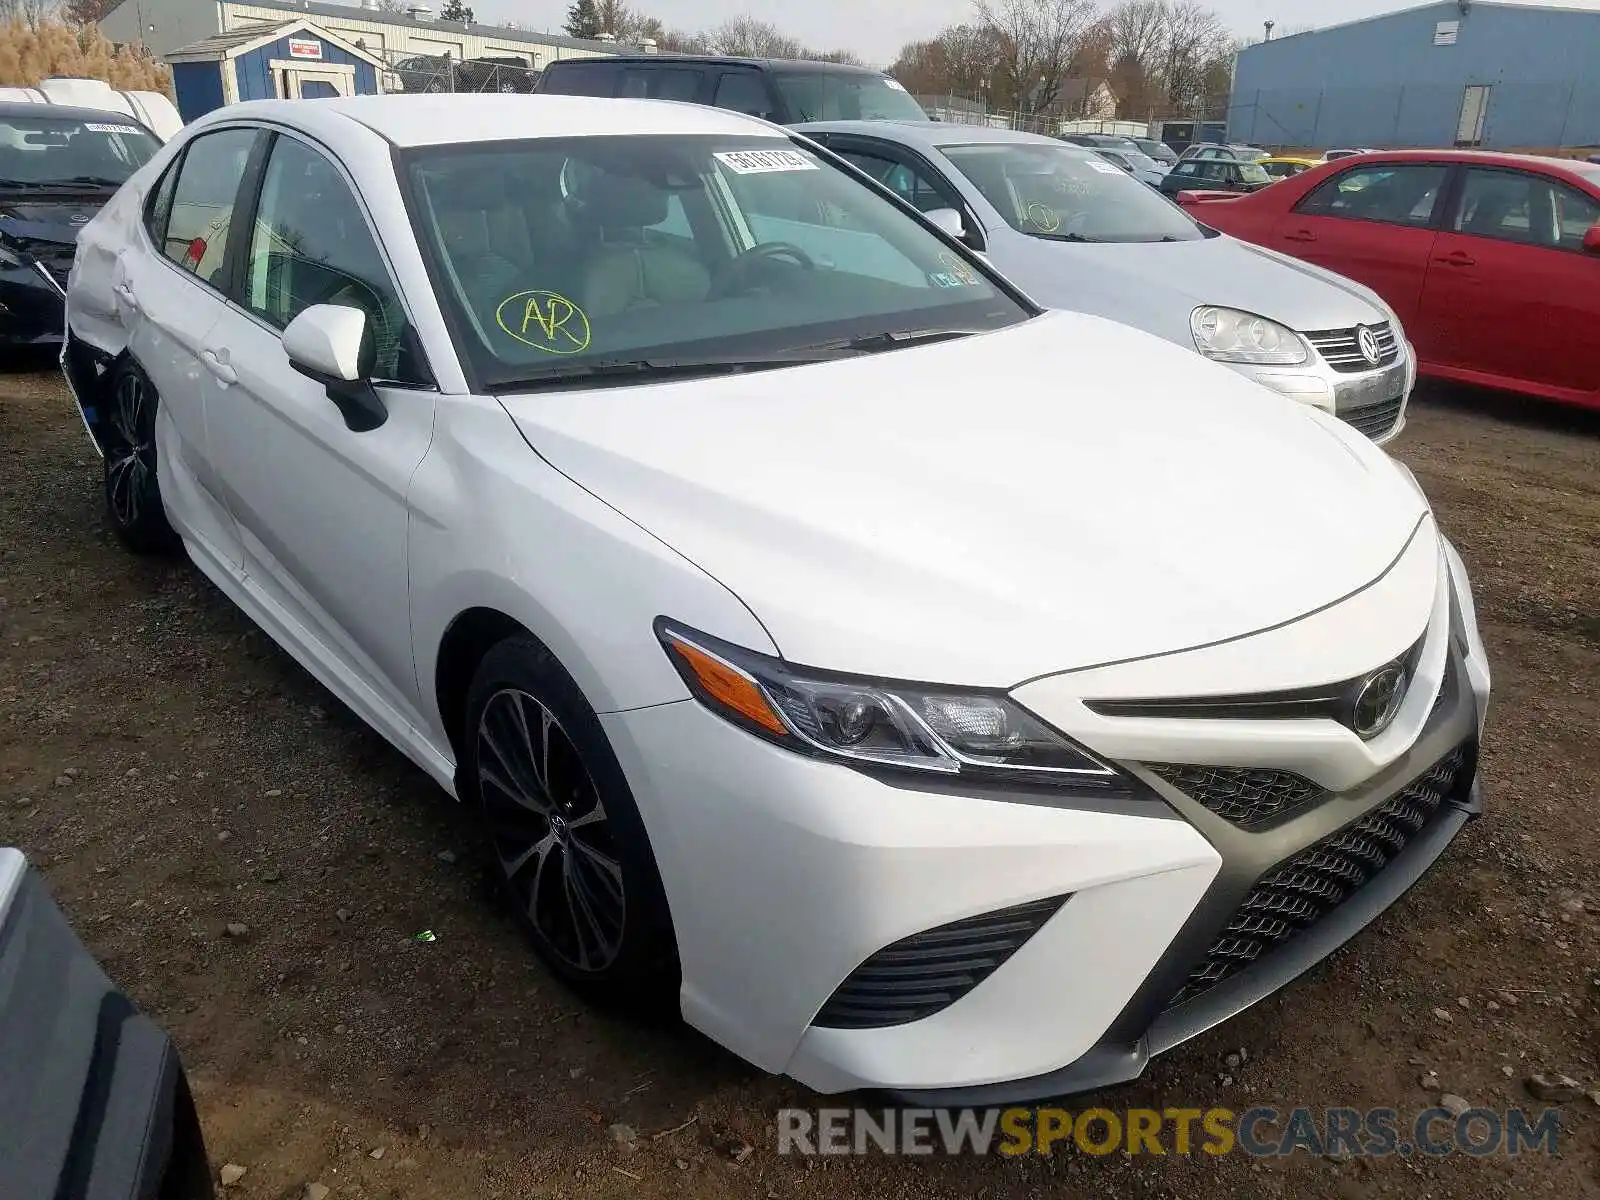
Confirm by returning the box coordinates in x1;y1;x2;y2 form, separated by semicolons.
167;22;297;58
141;0;637;55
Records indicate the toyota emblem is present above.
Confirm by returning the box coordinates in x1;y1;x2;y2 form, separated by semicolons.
1356;325;1382;366
1352;664;1407;739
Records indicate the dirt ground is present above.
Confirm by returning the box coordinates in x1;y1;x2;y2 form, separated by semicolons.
2;361;1596;1199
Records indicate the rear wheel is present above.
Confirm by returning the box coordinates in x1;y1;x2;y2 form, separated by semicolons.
102;361;177;554
462;635;679;1004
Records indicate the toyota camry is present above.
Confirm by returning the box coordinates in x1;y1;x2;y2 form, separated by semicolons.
62;95;1490;1103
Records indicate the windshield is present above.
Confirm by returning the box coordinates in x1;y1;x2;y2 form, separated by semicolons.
0;115;159;187
1238;161;1271;184
771;71;926;122
941;142;1202;242
403;135;1024;387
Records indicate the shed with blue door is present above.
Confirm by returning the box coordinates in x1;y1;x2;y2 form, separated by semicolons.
1228;1;1600;150
166;20;385;122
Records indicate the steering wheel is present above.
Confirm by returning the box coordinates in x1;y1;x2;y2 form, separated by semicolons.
712;241;815;297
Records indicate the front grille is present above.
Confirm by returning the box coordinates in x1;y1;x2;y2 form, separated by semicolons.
1166;745;1468;1009
1304;322;1399;373
812;895;1067;1029
1149;764;1323;830
1340;396;1402;439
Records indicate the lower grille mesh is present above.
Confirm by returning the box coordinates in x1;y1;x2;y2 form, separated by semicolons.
1150;763;1322;829
813;895;1068;1029
1167;746;1468;1009
1341;397;1403;439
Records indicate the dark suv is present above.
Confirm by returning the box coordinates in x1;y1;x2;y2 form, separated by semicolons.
534;55;928;125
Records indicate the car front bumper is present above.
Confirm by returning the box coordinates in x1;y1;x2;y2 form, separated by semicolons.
1234;337;1416;444
603;528;1489;1099
0;259;67;348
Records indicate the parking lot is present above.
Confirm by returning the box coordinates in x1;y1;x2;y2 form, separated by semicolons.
1;361;1596;1198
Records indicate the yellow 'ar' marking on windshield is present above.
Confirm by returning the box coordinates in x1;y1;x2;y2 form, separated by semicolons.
495;290;592;354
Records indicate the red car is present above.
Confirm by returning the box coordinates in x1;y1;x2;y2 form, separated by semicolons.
1179;151;1600;410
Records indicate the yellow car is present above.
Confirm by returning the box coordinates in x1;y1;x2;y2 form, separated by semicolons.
1259;156;1320;180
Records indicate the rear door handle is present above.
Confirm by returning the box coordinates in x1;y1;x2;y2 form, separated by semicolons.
200;348;237;386
1282;229;1317;243
1434;250;1476;266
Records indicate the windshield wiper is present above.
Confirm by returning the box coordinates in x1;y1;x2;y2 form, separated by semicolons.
1028;231;1094;243
487;351;841;393
0;177;120;191
806;328;986;354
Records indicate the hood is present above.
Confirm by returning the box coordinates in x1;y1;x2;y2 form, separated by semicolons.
504;311;1426;688
0;193;106;280
998;232;1386;342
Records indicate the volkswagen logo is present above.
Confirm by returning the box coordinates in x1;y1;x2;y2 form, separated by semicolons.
69;214;90;227
1356;324;1382;366
1352;664;1407;739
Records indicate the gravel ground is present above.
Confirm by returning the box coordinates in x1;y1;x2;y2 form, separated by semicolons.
2;361;1597;1199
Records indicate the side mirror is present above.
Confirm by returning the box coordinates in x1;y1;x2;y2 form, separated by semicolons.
924;206;966;239
1583;223;1600;255
283;303;388;432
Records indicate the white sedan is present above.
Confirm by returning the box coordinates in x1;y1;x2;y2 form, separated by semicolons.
62;95;1490;1103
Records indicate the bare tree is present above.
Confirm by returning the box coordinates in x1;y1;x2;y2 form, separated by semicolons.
1158;0;1231;111
975;0;1098;114
705;16;802;59
594;0;664;44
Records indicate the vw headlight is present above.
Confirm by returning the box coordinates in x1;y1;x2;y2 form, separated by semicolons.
1191;306;1309;365
657;621;1123;788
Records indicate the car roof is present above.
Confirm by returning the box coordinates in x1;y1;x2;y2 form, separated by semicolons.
1327;147;1598;181
544;54;889;76
204;94;789;148
794;119;1081;152
0;100;150;125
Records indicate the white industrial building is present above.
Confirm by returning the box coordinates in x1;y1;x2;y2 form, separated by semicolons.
101;0;630;76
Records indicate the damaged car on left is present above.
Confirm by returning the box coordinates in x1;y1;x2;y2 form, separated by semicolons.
0;101;161;353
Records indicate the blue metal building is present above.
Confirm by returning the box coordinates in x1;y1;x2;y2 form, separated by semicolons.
1228;1;1600;149
166;20;385;122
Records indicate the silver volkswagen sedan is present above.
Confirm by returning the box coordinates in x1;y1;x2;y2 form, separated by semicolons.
796;121;1415;443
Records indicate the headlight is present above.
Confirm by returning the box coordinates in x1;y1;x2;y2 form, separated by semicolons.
0;243;24;268
657;621;1123;788
1191;306;1309;365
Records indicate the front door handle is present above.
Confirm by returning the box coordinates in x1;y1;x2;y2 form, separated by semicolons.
1434;250;1477;266
113;281;139;310
201;348;237;385
1282;229;1317;243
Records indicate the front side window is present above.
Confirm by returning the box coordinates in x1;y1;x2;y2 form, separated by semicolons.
620;67;704;103
1452;167;1600;251
162;127;258;283
0;114;160;189
244;135;421;382
1237;161;1270;185
941;143;1203;242
539;62;616;97
403;135;1024;387
1297;163;1447;227
836;148;957;213
770;71;926;122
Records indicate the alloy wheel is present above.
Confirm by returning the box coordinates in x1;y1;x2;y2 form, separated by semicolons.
476;688;626;971
106;370;154;530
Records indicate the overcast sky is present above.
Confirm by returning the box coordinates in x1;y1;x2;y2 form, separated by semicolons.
472;0;1600;66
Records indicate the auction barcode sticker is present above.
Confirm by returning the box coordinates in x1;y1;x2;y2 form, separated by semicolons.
714;149;819;175
1087;159;1121;174
86;123;142;134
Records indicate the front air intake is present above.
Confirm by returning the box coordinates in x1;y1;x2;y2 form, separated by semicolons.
811;895;1069;1030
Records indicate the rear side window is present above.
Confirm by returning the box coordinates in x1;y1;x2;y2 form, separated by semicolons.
161;127;257;285
1452;167;1600;251
1297;163;1447;227
620;66;704;103
540;62;617;97
713;71;777;120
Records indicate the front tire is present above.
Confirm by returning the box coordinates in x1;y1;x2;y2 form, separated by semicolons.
102;361;177;554
462;635;679;1005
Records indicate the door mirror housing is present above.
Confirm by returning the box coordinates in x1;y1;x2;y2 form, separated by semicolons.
1583;223;1600;255
283;303;388;432
924;206;966;239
